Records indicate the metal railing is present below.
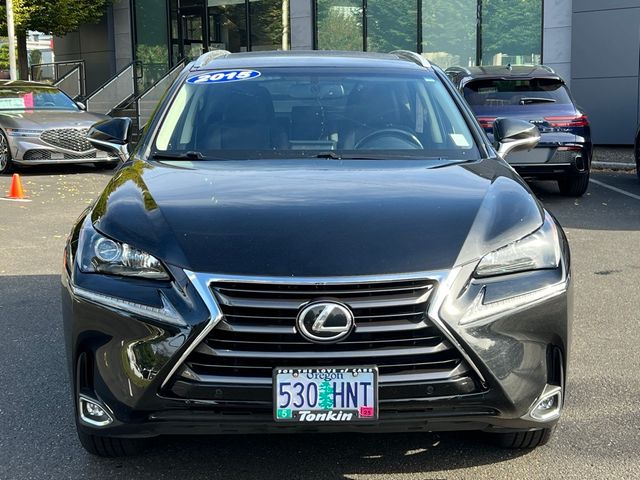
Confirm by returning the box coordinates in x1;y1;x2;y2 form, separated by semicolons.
85;63;137;115
53;65;84;100
31;60;86;98
136;59;186;129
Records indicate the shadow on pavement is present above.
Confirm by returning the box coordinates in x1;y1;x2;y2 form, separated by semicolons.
3;163;118;177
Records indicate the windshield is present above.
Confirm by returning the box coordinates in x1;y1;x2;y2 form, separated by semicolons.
0;86;79;111
463;78;573;107
154;68;479;160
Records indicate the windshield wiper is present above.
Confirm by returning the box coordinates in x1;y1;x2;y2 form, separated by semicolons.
151;150;207;161
313;151;445;160
519;97;556;105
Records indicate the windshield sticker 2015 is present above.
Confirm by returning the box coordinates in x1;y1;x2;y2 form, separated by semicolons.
187;70;261;85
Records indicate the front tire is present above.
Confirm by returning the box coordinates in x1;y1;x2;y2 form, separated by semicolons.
76;427;145;457
489;426;555;449
0;131;13;175
558;173;589;197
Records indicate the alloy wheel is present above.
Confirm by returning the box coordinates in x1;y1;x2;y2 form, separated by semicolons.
0;134;8;172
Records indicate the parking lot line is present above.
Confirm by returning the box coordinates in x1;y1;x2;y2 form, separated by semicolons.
590;178;640;201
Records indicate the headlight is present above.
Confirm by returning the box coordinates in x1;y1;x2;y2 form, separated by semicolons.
475;214;561;278
5;128;43;137
77;223;169;280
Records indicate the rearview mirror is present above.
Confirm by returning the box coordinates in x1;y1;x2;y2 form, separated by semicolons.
87;117;132;162
493;118;540;158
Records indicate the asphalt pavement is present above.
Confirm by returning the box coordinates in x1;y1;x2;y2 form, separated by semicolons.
1;165;639;479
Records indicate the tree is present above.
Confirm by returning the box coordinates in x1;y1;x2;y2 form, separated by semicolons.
317;5;363;51
29;48;41;66
0;0;112;79
0;43;11;71
481;0;541;64
366;0;417;52
318;380;334;410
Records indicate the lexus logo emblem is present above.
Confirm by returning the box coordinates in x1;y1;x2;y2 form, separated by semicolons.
296;301;354;343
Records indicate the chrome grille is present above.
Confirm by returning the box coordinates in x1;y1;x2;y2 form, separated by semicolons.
180;278;473;386
40;128;92;152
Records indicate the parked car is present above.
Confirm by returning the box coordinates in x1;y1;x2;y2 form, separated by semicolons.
62;50;570;457
0;80;118;174
446;65;592;196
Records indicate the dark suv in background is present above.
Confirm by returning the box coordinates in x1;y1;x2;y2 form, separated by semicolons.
447;65;592;196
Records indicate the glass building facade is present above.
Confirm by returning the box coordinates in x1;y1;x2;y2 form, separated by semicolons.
315;0;543;68
132;0;541;89
133;0;291;88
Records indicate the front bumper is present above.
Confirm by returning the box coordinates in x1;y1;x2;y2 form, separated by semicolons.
9;135;118;165
62;248;571;438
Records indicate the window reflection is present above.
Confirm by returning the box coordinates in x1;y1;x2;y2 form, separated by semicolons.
481;0;542;65
135;0;170;90
316;0;363;51
313;0;542;67
423;0;476;69
208;0;248;52
250;0;291;51
367;0;417;52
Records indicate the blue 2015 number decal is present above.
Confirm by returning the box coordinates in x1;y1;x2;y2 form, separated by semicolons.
187;70;261;85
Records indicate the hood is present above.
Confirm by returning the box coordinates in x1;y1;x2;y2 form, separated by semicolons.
91;158;543;277
0;110;107;129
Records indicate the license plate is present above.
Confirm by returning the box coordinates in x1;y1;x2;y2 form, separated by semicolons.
273;367;378;423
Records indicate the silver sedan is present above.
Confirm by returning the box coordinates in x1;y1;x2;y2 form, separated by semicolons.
0;80;119;174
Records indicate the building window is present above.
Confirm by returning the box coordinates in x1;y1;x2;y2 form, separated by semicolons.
134;0;170;90
480;0;542;65
208;1;248;52
366;0;417;52
316;0;364;51
249;0;291;51
314;0;542;67
422;0;477;69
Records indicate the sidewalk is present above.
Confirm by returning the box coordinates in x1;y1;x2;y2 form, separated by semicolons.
592;146;636;171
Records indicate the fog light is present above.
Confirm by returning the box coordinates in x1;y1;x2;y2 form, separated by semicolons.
529;387;562;421
79;395;113;427
537;396;555;411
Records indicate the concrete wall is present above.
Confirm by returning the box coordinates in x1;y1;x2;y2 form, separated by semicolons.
113;0;133;70
543;0;572;85
54;9;116;95
571;1;640;144
290;0;314;50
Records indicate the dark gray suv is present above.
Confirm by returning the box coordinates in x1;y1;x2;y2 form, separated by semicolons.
62;50;570;456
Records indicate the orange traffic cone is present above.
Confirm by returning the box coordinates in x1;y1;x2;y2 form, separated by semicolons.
7;173;26;199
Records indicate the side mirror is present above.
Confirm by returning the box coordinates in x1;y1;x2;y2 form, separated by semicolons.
493;118;540;158
76;101;86;111
87;117;132;162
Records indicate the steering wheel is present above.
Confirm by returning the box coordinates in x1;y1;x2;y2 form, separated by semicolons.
354;128;424;150
41;101;56;107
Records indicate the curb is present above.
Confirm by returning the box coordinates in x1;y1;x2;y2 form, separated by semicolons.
592;161;636;171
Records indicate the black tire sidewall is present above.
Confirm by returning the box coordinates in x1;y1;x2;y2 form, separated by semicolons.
0;131;13;175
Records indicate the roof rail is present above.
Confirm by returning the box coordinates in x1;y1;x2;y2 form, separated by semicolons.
390;50;431;68
191;49;231;70
444;66;472;76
